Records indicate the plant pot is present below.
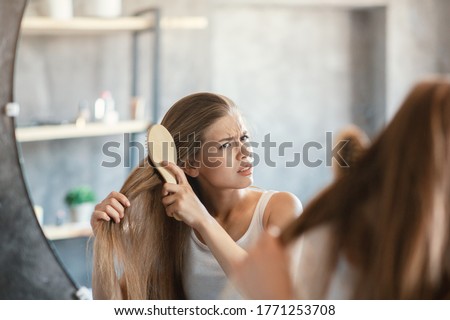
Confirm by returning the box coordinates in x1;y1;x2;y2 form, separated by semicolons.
69;203;95;223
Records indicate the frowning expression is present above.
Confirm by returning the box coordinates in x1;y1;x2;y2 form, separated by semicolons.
190;114;253;190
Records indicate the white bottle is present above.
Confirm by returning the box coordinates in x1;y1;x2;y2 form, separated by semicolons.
94;96;106;121
101;91;119;124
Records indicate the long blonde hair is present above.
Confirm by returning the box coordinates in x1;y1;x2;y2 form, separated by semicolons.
281;77;450;299
93;93;239;299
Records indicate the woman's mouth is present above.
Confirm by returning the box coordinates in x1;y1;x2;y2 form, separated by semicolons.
238;165;253;176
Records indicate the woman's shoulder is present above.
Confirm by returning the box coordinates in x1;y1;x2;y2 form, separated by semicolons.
270;191;302;205
248;187;302;205
262;191;303;229
267;191;303;214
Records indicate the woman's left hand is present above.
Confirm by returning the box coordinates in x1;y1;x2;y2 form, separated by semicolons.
231;229;294;299
160;162;211;229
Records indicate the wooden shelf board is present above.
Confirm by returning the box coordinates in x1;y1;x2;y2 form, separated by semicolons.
16;120;150;142
21;17;156;35
43;222;93;241
214;0;388;8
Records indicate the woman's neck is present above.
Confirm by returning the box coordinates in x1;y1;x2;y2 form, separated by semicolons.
197;186;261;242
200;187;249;221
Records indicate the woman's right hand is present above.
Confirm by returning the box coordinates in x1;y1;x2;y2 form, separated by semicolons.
161;162;212;229
90;191;130;233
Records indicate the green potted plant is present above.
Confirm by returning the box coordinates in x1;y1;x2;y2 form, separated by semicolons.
64;186;96;223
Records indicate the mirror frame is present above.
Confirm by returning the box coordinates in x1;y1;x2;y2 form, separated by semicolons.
0;0;79;299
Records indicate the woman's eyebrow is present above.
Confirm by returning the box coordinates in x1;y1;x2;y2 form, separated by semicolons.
218;137;234;143
218;131;248;143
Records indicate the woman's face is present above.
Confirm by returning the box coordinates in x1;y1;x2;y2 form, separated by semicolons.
193;114;253;190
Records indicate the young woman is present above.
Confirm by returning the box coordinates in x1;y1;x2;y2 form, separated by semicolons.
91;92;302;299
233;77;450;299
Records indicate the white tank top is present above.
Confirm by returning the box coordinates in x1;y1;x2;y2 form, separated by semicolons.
183;190;276;300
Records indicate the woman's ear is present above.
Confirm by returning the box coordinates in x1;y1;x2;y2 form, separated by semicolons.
181;158;200;177
184;166;199;178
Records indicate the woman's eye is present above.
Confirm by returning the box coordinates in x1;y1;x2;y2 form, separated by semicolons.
241;135;249;142
220;142;231;149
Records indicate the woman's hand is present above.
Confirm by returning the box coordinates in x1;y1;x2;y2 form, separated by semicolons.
161;162;211;230
90;191;130;233
231;228;294;299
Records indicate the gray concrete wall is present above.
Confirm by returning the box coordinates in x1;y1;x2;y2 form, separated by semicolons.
386;0;450;118
349;8;386;137
211;4;388;201
211;5;353;201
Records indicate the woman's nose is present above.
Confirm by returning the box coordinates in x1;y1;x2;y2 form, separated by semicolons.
236;141;251;159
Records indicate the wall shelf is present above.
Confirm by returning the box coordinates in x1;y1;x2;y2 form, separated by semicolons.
16;120;151;142
214;0;388;8
43;222;93;241
21;16;156;35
